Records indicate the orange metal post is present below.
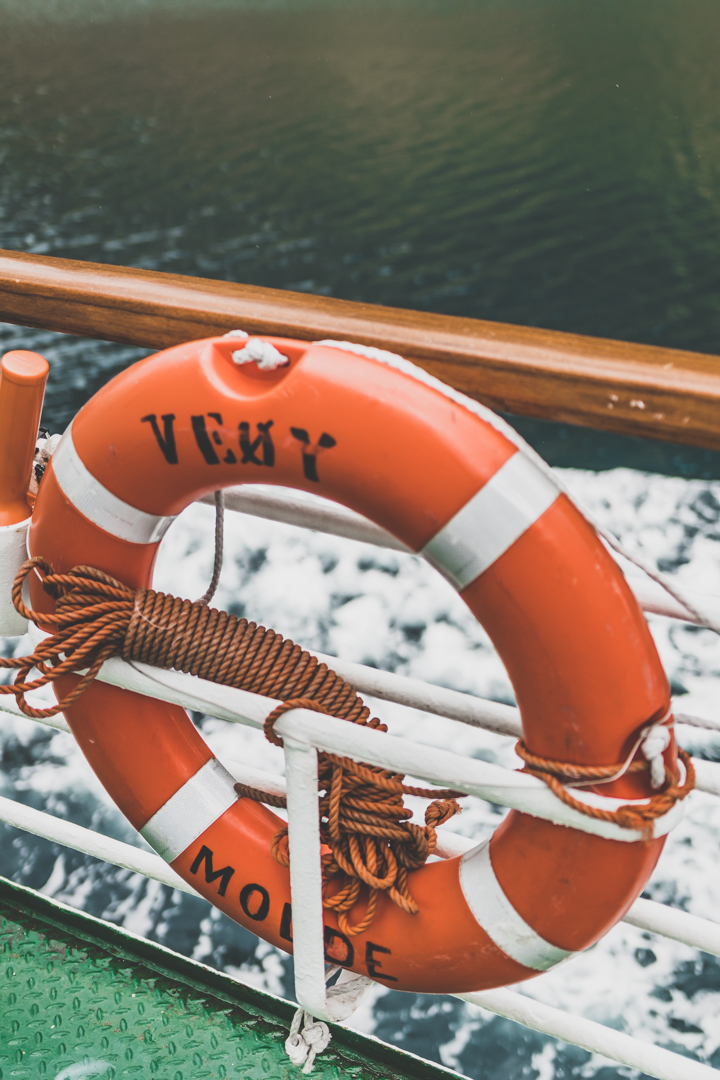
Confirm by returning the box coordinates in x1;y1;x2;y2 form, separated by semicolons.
0;351;50;526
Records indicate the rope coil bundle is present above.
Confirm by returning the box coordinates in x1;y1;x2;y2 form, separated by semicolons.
0;557;462;935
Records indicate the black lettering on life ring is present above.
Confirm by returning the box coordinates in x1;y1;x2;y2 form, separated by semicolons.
280;902;293;942
240;883;270;922
189;845;235;897
290;428;336;482
365;941;397;982
239;420;275;466
141;413;178;464
209;412;238;464
324;927;354;967
191;413;238;465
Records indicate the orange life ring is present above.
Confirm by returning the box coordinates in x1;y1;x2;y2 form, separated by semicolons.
29;334;672;994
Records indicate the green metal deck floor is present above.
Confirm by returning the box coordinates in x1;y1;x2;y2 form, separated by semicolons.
0;876;464;1080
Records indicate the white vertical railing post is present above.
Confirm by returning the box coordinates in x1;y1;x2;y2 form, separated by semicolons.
283;733;332;1022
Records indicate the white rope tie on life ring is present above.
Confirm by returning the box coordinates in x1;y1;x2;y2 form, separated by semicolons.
285;1009;332;1074
231;337;290;372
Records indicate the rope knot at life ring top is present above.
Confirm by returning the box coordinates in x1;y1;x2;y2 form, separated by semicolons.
7;333;694;996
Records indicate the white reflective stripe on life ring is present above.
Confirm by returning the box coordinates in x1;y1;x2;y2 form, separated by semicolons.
139;757;238;863
52;425;177;545
459;839;573;972
422;452;559;591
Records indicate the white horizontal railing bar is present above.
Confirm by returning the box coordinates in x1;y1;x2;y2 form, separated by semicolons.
314;653;720;787
624;897;720;957
432;829;720;957
269;708;684;842
691;758;720;798
3;682;719;953
6;646;720;937
85;657;684;843
312;650;523;738
458;988;718;1080
0;686;286;797
8;626;720;797
287;656;720;796
199;486;409;551
1;783;719;959
0;801;712;1080
314;650;720;738
5;698;720;959
200;484;719;628
0;694;70;732
0;792;197;896
6;654;720;790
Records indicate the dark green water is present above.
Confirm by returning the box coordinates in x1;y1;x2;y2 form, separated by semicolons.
2;0;720;473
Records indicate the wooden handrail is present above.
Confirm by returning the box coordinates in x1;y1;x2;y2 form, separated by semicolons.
1;248;719;450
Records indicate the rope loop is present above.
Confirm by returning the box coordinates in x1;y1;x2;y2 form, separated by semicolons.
0;557;464;935
515;735;695;838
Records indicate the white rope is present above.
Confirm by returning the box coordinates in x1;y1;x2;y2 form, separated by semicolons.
314;338;720;635
285;1008;331;1074
232;338;290;372
284;967;380;1071
28;432;62;500
557;708;675;792
643;721;674;789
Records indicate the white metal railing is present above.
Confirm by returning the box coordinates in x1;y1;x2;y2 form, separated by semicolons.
1;773;716;1080
16;639;689;845
200;485;720;629
0;485;719;1078
1;673;718;1079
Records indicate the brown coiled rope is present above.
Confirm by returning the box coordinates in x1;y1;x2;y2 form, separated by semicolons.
0;557;463;935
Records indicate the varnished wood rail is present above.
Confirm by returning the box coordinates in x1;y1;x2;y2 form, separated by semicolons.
1;249;720;450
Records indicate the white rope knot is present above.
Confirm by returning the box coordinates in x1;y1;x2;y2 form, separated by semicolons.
29;432;61;498
641;721;672;789
232;338;290;371
285;1009;331;1073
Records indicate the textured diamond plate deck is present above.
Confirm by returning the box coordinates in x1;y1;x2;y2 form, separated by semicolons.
0;876;463;1080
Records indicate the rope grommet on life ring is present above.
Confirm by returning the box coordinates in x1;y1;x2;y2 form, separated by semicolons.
25;333;680;994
